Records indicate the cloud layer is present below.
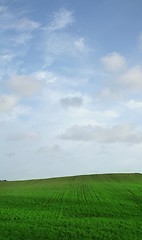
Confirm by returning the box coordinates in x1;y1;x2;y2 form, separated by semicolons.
1;2;142;180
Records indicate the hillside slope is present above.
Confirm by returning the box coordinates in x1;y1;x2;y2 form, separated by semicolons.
0;173;142;239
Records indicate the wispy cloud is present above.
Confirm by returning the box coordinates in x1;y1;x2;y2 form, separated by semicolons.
44;32;75;56
48;8;74;31
74;37;87;52
12;18;40;31
32;71;58;84
0;5;40;32
0;51;15;63
41;8;90;68
0;2;40;65
14;33;33;45
42;32;89;69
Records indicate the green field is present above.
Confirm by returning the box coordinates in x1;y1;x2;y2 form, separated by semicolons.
0;173;142;239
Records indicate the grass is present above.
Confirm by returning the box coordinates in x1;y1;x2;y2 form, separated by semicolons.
0;173;142;239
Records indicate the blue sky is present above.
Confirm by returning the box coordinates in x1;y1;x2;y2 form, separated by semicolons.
1;0;142;180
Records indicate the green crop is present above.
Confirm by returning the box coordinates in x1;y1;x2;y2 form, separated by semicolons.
0;173;142;239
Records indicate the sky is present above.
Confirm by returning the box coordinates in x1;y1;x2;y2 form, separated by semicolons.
1;0;142;180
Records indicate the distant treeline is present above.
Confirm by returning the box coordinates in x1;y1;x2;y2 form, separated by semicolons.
0;180;7;182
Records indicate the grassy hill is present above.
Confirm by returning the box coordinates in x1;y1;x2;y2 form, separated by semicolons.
0;173;142;239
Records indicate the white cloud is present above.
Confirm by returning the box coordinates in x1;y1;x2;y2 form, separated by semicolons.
59;124;142;143
101;52;126;72
48;8;74;31
33;71;57;83
97;110;119;118
41;56;54;68
125;99;142;109
7;75;44;97
118;66;142;89
0;94;19;112
74;37;86;52
6;131;39;141
60;96;83;109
